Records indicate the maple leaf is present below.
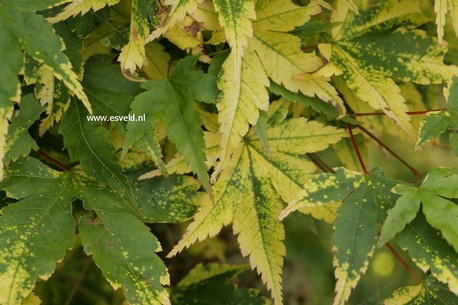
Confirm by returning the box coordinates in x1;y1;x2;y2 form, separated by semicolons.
147;0;203;42
118;0;157;73
0;156;204;304
0;0;91;178
379;168;458;253
434;0;458;45
214;0;344;175
321;0;458;140
384;278;457;305
394;213;458;295
125;56;218;194
4;95;43;165
168;100;347;305
59;100;140;214
0;158;76;305
76;179;171;305
417;76;458;149
48;0;120;23
282;168;398;305
171;263;271;305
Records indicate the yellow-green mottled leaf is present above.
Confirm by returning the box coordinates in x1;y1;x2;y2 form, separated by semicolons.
436;0;448;45
133;174;202;223
4;95;43;165
396;214;458;294
77;181;170;305
21;292;41;305
1;5;92;114
213;0;255;56
169;113;347;305
215;0;344;176
450;0;458;39
326;0;456;140
384;279;457;305
119;0;157;73
282;168;398;305
48;0;120;23
0;158;76;305
146;0;203;42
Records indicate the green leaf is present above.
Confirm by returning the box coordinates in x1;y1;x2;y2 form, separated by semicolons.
5;95;43;165
77;181;170;305
417;111;450;146
396;214;458;294
378;185;421;247
324;0;457;140
171;263;271;305
126;56;216;193
282;168;398;305
83;54;143;129
133;174;202;223
0;158;76;305
384;279;457;305
59;100;139;214
382;169;458;252
418;76;458;147
169;103;347;305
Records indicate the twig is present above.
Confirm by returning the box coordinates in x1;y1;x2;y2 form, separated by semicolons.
64;256;92;305
352;108;447;117
385;242;423;283
306;153;335;173
357;125;423;182
36;150;70;171
347;123;369;174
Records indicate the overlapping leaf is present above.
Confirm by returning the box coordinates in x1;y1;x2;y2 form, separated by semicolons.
49;0;120;23
171;263;270;305
434;0;458;45
395;214;458;295
215;0;344;174
322;0;458;140
77;180;171;305
0;0;91;178
125;56;217;193
119;0;157;73
4;95;43;165
384;278;457;305
168;100;347;305
0;158;76;305
418;76;458;148
379;168;458;253
282;168;398;305
59;100;139;214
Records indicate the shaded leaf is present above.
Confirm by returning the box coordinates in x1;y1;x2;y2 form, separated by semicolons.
384;279;457;304
171;263;270;305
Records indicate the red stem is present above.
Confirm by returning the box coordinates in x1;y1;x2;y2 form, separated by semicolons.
347;123;369;174
36;149;70;171
385;242;423;283
357;125;423;182
353;108;447;117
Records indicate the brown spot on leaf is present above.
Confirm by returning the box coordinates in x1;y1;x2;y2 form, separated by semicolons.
184;22;200;37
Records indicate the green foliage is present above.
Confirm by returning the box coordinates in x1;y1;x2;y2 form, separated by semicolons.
1;0;458;305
